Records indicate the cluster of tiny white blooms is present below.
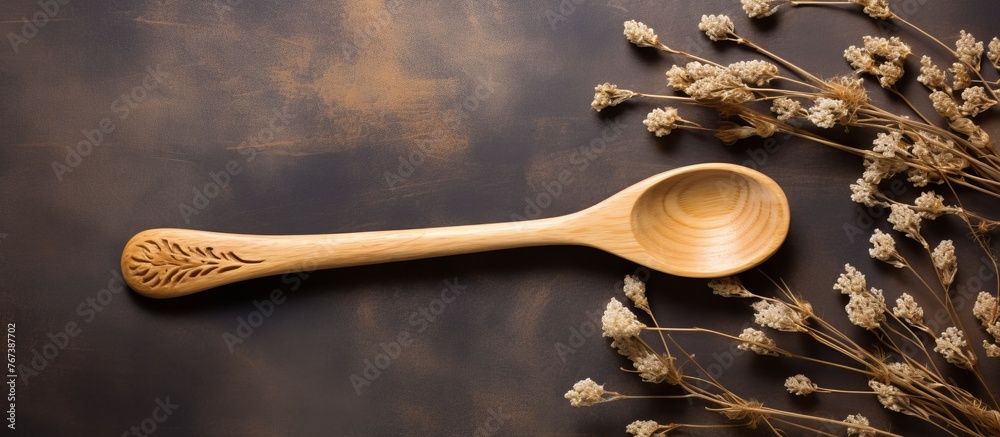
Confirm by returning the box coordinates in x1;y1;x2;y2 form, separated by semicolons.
741;0;778;18
698;14;734;42
752;300;806;332
665;62;755;104
951;62;972;90
844;413;874;437
973;291;999;325
913;191;946;219
973;292;1000;343
565;378;606;407
955;30;984;71
602;298;646;339
643;107;680;137
868;380;912;414
623;274;648;311
631;352;674;384
850;0;890;19
861;157;903;185
625;420;660;437
806;98;848;128
845;36;911;88
850;178;881;207
887;204;922;243
934;326;975;369
591;83;635;112
917;56;946;90
886;362;928;383
623;20;659;48
708;276;752;298
770;97;801;121
990;37;1000;69
871;131;904;158
960;86;997;117
868;229;903;268
846;287;887;330
984;341;1000;357
931;240;957;288
727;60;778;86
737;327;778;356
930;90;961;120
892;293;924;326
834;263;867;295
784;374;818;396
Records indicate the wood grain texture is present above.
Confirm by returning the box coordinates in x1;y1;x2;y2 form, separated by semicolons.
122;164;789;297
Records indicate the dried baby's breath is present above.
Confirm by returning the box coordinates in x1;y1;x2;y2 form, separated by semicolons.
784;374;818;396
698;14;734;42
741;0;779;18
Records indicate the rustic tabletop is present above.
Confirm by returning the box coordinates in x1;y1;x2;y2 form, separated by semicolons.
2;0;999;435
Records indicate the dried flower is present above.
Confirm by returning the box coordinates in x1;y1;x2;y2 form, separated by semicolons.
632;352;680;384
951;62;971;90
728;60;778;86
806;98;848;128
834;263;867;295
846;287;887;330
845;413;874;437
565;378;610;406
665;65;692;91
845;36;910;88
989;37;1000;69
868;380;912;414
784;374;818;396
917;56;947;90
709;276;752;298
955;30;984;71
868;229;904;268
934;326;976;369
737;327;778;356
643;107;680;137
931;240;957;289
984;341;1000;357
752;300;807;332
741;0;778;18
887;204;923;244
974;291;999;326
930;90;961;121
624;20;659;48
770;97;801;121
686;73;754;104
850;0;890;19
698;14;734;42
892;293;924;326
913;191;946;219
959;86;997;117
973;292;1000;344
591;83;635;112
850;178;882;207
625;420;662;437
602;298;645;339
871;131;904;158
861;157;903;185
623;274;648;312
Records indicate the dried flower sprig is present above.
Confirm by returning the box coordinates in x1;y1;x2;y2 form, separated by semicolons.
569;272;1000;436
570;9;1000;437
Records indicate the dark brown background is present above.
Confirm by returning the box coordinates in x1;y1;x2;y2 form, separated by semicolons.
2;0;998;435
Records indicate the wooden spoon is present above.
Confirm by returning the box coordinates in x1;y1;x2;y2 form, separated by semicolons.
121;163;790;298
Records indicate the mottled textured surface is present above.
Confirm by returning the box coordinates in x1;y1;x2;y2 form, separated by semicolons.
2;1;999;435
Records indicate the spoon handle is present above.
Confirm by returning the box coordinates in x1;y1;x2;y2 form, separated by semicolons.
121;217;577;298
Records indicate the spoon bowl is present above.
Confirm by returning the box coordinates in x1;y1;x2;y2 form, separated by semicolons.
629;165;789;277
122;163;790;298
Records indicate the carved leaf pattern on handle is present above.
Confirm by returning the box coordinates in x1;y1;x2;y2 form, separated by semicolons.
126;239;263;287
